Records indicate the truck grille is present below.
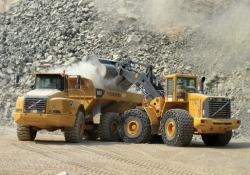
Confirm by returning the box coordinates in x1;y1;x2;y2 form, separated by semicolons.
24;97;47;113
203;98;231;119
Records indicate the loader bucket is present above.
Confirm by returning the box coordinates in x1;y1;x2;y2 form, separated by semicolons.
97;58;133;91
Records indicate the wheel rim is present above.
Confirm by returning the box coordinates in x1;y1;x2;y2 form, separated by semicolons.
111;121;118;134
165;119;176;139
127;120;140;135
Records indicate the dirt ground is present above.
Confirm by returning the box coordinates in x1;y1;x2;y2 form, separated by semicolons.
0;127;249;175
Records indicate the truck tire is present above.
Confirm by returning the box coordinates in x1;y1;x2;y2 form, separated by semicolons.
161;109;194;146
121;109;151;143
98;113;120;141
17;126;37;141
201;131;232;146
64;110;85;143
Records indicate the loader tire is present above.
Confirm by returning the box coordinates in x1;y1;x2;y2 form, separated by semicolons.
17;126;37;141
64;110;85;143
98;113;120;141
161;109;194;146
201;131;232;146
121;109;151;143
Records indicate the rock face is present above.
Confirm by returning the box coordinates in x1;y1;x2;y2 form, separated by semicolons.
0;0;186;124
0;0;249;138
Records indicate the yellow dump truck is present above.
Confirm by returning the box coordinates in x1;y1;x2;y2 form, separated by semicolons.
14;71;143;143
105;59;241;146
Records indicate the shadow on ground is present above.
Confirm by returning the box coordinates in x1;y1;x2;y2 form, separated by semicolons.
33;138;250;149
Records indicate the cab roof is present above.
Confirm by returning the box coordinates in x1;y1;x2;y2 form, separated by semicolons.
34;72;64;76
163;73;197;78
33;73;91;80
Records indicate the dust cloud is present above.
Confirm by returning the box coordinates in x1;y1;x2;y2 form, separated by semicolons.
94;0;250;73
51;57;132;91
182;0;250;73
0;0;18;12
51;57;107;88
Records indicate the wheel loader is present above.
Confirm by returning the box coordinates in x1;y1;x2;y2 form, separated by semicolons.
13;66;143;142
100;59;241;146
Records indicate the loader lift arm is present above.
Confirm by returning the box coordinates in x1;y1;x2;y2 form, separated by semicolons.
99;59;163;99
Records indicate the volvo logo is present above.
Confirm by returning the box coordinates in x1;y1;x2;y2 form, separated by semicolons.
28;100;42;109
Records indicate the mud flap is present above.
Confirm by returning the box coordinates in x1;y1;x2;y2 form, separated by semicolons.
92;103;101;124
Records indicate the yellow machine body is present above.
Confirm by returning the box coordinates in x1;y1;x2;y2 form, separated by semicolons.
14;73;143;131
142;74;240;135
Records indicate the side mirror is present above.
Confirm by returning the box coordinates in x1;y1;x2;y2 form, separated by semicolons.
76;75;81;89
200;77;206;94
15;74;20;87
64;75;68;92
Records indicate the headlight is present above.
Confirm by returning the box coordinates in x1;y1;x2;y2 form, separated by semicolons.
16;97;24;112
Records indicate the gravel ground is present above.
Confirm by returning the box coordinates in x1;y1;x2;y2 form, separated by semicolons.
0;126;250;175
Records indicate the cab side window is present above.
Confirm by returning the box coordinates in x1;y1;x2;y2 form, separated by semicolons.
166;78;174;97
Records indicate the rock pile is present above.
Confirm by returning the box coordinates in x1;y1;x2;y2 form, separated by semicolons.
0;0;189;124
0;0;249;138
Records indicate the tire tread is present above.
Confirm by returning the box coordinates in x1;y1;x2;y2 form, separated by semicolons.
98;113;120;141
17;126;37;141
121;109;151;143
161;109;194;146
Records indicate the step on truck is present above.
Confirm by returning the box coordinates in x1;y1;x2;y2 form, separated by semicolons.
103;59;241;146
13;69;143;143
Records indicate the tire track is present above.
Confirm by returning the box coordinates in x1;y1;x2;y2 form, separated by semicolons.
10;142;115;175
0;130;249;175
68;144;205;175
11;141;199;175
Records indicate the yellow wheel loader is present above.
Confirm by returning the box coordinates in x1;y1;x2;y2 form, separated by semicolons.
13;69;143;143
104;59;241;146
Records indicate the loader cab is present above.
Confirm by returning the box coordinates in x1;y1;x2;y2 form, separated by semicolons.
164;74;198;102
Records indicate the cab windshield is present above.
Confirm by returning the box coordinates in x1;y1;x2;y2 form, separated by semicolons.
35;75;64;91
176;77;196;93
